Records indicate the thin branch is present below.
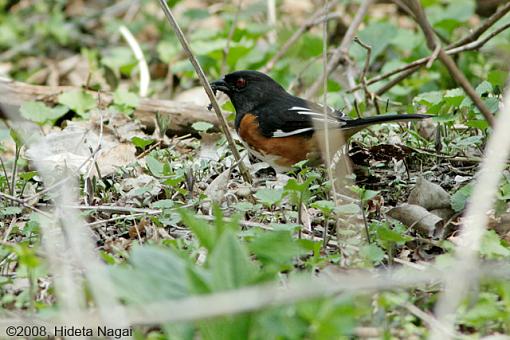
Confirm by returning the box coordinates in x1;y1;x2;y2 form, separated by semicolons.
449;2;510;49
0;191;52;218
119;25;150;97
430;77;510;340
262;3;335;72
353;36;374;104
407;0;495;126
221;0;244;75
347;8;510;94
305;0;374;99
158;0;252;184
4;261;510;328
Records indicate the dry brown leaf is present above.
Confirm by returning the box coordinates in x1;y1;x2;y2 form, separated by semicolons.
198;132;221;161
205;168;231;203
25;110;141;177
174;86;209;106
388;203;444;238
408;176;451;210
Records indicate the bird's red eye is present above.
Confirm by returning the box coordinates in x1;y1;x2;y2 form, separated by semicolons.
235;78;247;89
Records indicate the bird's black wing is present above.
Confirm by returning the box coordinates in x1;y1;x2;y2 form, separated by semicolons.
254;95;347;138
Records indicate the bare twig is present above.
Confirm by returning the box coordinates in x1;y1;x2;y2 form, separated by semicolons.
353;36;374;104
3;261;510;328
158;0;252;183
348;7;510;95
430;82;510;339
0;191;51;218
407;0;495;126
449;2;510;49
305;0;374;99
262;3;336;72
221;0;244;75
119;25;150;97
267;0;277;44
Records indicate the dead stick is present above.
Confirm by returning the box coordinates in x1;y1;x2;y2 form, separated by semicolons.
305;0;375;99
348;5;510;94
408;0;495;127
157;0;252;183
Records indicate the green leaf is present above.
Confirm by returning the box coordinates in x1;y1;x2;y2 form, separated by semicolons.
353;22;398;63
444;88;465;107
113;88;139;108
480;230;510;259
451;183;473;212
9;129;23;146
254;188;285;207
131;136;154;149
109;246;189;304
0;207;22;216
209;230;257;290
249;230;304;267
476;81;492;96
284;177;314;193
311;200;336;214
57;90;96;117
145;155;165;177
334;204;361;215
488;70;508;88
20;101;68;124
157;40;179;64
192;121;214;132
360;244;385;264
375;223;411;245
461;292;503;328
361;189;380;201
152;199;175;209
414;91;443;106
179;209;216;252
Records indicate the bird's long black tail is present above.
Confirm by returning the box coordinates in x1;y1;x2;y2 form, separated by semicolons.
340;113;431;139
345;113;431;128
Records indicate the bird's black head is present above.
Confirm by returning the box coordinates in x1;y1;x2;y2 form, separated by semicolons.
210;70;287;114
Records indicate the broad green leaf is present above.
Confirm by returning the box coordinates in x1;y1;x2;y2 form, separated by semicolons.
414;91;443;106
0;207;22;216
192;121;214;132
360;244;385;264
488;70;508;88
145;155;165;177
152;199;175;209
179;209;215;252
113;88;139;108
476;81;493;96
209;230;257;290
353;22;398;63
444;88;465;107
58;90;96;117
334;204;361;215
311;200;335;214
131;136;154;149
109;246;189;304
375;223;411;245
451;183;473;212
20;101;68;124
254;188;285;207
157;40;179;64
480;230;510;259
249;230;304;267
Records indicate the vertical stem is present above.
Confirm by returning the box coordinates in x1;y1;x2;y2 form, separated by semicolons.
158;0;252;184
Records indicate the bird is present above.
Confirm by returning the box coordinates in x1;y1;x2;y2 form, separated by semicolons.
210;70;431;172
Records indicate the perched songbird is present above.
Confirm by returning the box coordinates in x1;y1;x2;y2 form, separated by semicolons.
211;70;430;172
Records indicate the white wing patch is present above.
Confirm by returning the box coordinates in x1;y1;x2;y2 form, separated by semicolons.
272;128;314;137
288;105;340;118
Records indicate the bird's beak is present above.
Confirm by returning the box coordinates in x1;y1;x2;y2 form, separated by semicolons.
210;78;230;93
